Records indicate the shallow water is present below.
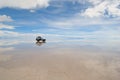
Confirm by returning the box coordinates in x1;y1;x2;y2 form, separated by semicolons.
0;42;120;80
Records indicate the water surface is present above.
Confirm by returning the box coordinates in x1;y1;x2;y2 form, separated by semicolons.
0;42;120;80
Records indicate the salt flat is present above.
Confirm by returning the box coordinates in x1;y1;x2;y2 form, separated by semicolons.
0;43;120;80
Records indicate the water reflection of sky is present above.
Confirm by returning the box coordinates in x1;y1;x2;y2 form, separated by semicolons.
0;39;120;80
0;36;120;54
0;36;120;53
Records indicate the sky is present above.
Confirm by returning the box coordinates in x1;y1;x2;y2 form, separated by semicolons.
0;0;120;48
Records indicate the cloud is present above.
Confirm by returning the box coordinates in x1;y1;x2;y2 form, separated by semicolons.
81;0;120;18
0;0;120;49
0;23;14;29
0;30;19;37
46;20;74;29
0;15;13;22
0;0;50;10
0;27;120;49
43;15;120;29
38;0;119;29
0;29;66;46
0;15;14;29
0;30;34;46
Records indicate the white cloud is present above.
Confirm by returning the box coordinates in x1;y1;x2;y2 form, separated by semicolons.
47;21;74;29
0;30;19;37
0;0;50;9
81;0;120;18
0;15;14;29
0;15;13;22
88;0;103;5
0;29;66;46
0;23;14;29
0;28;120;50
43;15;120;29
0;0;120;49
39;0;119;29
0;30;36;46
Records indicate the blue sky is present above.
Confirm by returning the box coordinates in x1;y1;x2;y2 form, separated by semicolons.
0;0;120;48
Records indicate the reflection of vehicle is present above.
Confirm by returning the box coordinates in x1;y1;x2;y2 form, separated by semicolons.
36;42;45;46
36;36;46;42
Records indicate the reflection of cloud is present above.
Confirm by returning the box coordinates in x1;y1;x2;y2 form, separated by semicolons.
0;29;120;49
0;54;12;62
0;40;19;46
0;46;120;80
0;47;14;53
0;47;14;62
0;31;62;46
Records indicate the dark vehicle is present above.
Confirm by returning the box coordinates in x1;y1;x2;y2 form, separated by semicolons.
36;36;46;42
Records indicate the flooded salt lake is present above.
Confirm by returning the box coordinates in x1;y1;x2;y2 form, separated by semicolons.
0;42;120;80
